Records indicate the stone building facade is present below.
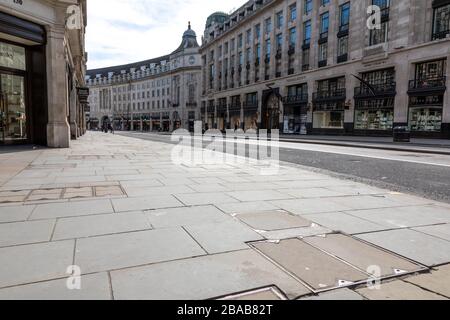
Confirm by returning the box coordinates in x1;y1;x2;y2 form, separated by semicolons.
0;0;87;147
200;0;450;138
86;24;202;133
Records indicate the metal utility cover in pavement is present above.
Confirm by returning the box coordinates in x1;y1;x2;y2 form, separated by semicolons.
252;239;368;291
219;287;287;301
237;211;312;231
304;234;425;277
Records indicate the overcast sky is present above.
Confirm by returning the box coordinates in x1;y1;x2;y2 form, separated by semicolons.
86;0;245;70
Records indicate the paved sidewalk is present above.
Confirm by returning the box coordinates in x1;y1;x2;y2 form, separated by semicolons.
0;132;449;300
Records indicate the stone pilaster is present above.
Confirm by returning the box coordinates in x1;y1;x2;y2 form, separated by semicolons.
46;25;71;148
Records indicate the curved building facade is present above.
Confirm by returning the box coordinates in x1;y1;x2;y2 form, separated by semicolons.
200;0;450;139
86;23;201;132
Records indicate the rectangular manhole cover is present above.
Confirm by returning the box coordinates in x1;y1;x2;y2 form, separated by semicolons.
304;234;425;277
252;238;368;291
218;287;287;301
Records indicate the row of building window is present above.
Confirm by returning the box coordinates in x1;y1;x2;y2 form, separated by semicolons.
203;59;447;132
204;1;450;92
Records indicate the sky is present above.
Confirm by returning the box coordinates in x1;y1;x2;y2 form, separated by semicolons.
86;0;245;70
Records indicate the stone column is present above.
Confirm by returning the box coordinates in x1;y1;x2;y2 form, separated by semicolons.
46;25;71;148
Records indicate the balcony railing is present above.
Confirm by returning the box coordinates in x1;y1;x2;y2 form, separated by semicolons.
282;93;308;105
302;64;310;72
354;83;397;98
432;30;450;41
312;88;346;102
318;60;327;68
408;77;447;93
337;54;348;64
243;100;258;108
186;102;198;108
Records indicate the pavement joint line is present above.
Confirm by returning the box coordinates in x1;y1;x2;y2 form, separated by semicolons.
49;219;58;242
107;271;115;301
181;226;210;255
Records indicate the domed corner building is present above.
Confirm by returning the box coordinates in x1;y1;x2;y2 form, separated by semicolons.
86;23;202;133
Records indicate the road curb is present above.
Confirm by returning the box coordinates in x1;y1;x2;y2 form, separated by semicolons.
278;138;450;156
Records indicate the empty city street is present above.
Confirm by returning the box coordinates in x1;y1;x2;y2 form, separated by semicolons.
0;132;449;300
117;132;450;203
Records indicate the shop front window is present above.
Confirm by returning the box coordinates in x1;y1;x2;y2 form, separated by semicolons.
409;95;444;132
313;110;344;129
355;109;394;130
0;42;26;71
409;108;442;132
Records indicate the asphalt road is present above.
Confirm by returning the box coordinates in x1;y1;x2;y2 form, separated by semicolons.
116;132;450;204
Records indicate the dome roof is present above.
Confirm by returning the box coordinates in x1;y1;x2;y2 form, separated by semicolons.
183;22;196;38
171;22;199;54
206;12;229;28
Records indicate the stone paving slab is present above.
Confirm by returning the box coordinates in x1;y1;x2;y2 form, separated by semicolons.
253;239;368;291
0;240;74;288
0;272;111;300
174;192;240;206
30;199;114;220
305;212;389;235
404;264;450;298
0;220;55;247
227;190;294;202
75;228;205;274
413;224;450;242
346;206;450;229
304;234;422;277
236;211;311;231
146;205;231;228
0;205;35;223
215;201;280;215
53;212;152;240
122;185;194;197
357;229;450;267
271;198;353;215
111;195;184;212
184;220;263;254
110;249;311;300
356;280;447;300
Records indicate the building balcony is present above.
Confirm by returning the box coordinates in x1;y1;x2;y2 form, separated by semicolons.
318;32;328;44
318;60;327;68
302;64;310;72
243;100;258;108
354;83;396;99
288;45;295;55
408;77;447;95
312;88;346;102
288;68;295;75
338;24;349;37
432;30;450;41
337;54;348;64
282;94;308;105
186;102;198;108
275;50;282;60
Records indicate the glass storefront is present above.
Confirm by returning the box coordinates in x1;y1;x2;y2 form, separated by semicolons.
409;107;442;132
0;41;27;144
355;109;394;130
313;111;344;129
